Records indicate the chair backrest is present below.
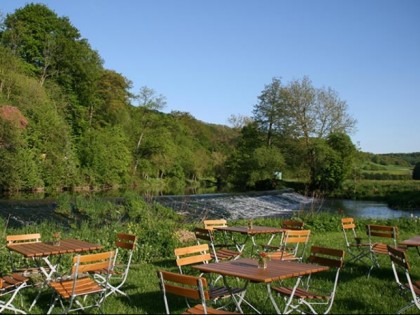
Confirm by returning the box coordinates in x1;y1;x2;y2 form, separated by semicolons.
308;246;345;268
282;220;304;230
387;245;420;312
72;250;115;278
203;219;227;231
341;217;358;247
174;244;211;273
280;229;311;261
6;233;41;245
194;227;213;244
366;224;398;249
157;270;210;314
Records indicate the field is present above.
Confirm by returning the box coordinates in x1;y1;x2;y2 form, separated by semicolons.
2;211;420;314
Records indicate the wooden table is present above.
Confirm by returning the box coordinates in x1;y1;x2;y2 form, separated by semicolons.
193;257;329;314
400;235;420;255
7;239;103;311
214;226;286;254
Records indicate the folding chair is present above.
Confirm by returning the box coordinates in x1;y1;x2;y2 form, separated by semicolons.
0;273;30;314
47;250;115;314
387;245;420;314
273;246;345;314
194;227;241;263
93;233;137;300
6;233;43;275
174;244;256;312
340;217;370;264
157;270;240;314
266;229;311;261
366;224;401;277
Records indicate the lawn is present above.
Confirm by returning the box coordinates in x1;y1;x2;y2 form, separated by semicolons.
7;214;419;314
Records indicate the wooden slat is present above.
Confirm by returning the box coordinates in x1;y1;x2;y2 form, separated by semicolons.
175;244;209;256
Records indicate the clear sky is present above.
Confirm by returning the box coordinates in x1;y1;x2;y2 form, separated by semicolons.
1;0;420;154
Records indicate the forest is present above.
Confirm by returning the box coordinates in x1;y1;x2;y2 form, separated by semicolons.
0;3;419;198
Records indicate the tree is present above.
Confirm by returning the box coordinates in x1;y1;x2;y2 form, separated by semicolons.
253;76;357;190
413;162;420;180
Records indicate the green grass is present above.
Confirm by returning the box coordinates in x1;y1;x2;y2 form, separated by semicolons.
5;214;420;314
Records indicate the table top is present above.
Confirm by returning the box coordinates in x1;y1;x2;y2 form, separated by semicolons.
192;258;328;283
400;235;420;247
215;225;286;235
7;239;103;258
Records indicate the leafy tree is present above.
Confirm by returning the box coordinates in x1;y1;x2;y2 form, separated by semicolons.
1;3;104;134
253;76;357;190
413;162;420;180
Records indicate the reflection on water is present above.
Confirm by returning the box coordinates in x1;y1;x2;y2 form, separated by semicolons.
316;199;420;219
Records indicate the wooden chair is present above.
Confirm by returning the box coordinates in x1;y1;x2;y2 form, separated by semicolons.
6;233;42;275
93;233;137;300
47;250;115;314
174;244;253;312
0;273;30;314
266;229;311;261
366;224;401;277
273;246;345;314
194;227;240;263
340;217;370;264
157;270;240;314
387;245;420;313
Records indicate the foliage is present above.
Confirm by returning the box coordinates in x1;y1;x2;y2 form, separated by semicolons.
413;161;420;180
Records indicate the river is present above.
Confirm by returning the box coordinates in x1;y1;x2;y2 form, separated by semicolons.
0;189;418;227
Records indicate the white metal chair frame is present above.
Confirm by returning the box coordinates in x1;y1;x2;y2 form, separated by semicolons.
47;250;115;314
0;273;30;314
273;246;345;314
340;217;370;264
387;245;420;314
94;233;136;300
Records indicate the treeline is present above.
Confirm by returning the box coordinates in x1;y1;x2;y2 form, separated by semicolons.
0;4;418;197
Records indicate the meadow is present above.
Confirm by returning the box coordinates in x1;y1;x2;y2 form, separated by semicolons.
1;193;420;314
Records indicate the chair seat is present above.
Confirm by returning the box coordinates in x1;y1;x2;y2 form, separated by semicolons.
273;286;330;300
183;304;240;314
209;286;244;300
211;248;240;261
372;243;406;255
1;273;30;290
49;277;103;299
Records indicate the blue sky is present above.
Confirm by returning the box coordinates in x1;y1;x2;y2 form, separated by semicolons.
1;1;420;154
